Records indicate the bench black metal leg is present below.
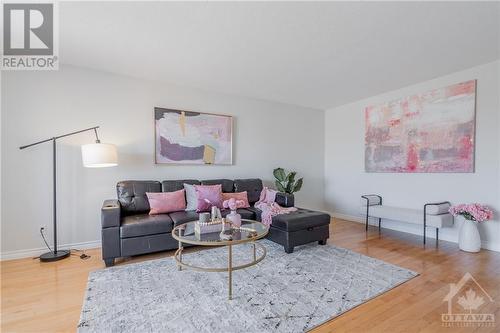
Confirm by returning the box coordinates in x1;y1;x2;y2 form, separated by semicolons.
423;219;426;245
423;205;427;245
378;218;381;231
361;195;382;232
365;204;369;231
423;201;450;246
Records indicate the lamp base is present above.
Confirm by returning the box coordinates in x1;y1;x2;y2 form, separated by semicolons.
39;250;70;262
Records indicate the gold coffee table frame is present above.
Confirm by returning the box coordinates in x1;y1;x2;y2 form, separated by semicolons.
171;220;268;300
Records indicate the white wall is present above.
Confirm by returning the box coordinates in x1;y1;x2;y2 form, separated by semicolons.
1;65;325;258
324;61;500;251
3;60;498;258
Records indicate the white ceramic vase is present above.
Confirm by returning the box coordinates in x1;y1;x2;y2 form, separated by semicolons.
458;218;481;253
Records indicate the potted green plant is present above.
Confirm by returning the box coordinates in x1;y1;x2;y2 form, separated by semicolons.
273;167;303;194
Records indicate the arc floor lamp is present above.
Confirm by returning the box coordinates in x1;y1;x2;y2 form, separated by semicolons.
19;126;118;262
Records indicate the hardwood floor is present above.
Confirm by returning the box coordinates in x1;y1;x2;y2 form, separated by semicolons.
1;218;499;332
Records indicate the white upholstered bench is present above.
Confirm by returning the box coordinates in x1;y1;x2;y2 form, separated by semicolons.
361;195;454;244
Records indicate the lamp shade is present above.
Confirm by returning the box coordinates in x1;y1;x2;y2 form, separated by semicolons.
81;143;118;168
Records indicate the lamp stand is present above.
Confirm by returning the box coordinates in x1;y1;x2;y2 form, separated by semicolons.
39;138;70;262
20;126;102;262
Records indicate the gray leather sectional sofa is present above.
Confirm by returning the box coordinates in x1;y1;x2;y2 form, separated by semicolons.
101;178;330;266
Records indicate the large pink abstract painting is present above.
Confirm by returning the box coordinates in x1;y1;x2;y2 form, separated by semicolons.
365;80;476;173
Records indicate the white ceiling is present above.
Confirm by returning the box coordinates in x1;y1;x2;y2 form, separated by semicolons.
60;1;499;110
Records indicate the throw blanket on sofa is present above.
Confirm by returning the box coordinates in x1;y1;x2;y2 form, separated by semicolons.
255;187;297;226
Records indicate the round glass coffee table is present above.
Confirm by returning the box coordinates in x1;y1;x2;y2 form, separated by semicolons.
171;219;268;300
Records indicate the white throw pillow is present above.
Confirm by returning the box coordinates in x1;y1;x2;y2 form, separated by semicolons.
184;183;198;211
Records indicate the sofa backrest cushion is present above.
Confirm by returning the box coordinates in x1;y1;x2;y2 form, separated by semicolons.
162;179;200;192
117;181;161;214
234;179;263;204
201;179;234;193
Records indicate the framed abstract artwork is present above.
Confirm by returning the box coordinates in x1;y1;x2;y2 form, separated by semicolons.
365;80;476;173
154;107;233;165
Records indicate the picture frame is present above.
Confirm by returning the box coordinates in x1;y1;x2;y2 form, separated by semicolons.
154;107;233;165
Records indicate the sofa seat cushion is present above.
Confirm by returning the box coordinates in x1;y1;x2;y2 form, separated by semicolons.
169;211;199;226
368;205;453;228
246;206;262;221
269;208;331;232
169;208;257;227
220;208;256;220
120;214;173;238
237;208;256;220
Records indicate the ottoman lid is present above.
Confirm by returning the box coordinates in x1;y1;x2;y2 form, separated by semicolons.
271;209;330;232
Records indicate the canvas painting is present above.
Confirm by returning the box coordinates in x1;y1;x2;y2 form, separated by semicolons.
365;80;476;173
155;108;232;164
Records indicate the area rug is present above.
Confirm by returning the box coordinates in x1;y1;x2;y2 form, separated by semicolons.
78;240;417;332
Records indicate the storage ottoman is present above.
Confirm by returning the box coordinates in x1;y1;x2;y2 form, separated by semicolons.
266;208;331;253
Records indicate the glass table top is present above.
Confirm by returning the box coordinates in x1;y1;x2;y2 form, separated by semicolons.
172;219;268;245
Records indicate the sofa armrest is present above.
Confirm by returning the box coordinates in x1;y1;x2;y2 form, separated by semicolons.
276;192;294;207
101;199;121;228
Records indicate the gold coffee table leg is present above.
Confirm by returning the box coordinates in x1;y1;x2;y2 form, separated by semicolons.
178;245;183;271
178;228;184;271
228;244;232;300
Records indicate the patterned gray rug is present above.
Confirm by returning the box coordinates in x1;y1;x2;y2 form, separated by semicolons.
78;240;417;332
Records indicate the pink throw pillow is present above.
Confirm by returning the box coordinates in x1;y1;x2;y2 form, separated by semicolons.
221;191;250;208
146;190;186;215
195;184;223;212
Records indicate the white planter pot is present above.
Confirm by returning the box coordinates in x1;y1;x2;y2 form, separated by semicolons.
458;218;481;253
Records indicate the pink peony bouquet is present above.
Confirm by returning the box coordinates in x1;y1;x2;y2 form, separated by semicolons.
449;203;493;222
222;198;245;211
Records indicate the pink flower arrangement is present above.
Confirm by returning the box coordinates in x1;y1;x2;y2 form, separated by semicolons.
222;198;245;211
449;203;493;222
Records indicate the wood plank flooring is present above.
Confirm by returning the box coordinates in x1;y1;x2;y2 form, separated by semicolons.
1;219;499;332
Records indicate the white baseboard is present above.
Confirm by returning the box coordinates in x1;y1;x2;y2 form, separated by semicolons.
332;212;365;224
331;212;500;253
481;241;500;252
0;240;101;261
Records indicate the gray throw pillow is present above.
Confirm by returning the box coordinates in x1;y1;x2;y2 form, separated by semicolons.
184;183;198;211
